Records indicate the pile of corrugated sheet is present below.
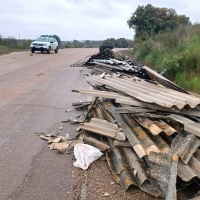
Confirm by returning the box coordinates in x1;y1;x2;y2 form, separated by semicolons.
70;52;200;199
70;45;144;68
70;45;115;67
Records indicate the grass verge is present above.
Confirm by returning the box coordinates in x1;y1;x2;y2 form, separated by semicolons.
133;24;200;93
0;45;29;55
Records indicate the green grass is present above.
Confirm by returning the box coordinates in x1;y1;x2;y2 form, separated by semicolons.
0;45;13;54
175;72;200;92
133;24;200;93
0;45;28;55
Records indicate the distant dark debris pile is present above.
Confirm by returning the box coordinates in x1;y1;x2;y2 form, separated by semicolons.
70;45;143;70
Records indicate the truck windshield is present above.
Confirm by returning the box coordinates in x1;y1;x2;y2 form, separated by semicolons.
36;37;50;42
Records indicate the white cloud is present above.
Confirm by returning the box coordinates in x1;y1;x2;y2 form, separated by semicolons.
0;0;199;40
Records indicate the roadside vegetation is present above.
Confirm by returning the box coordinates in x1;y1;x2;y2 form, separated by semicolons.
128;4;200;93
0;35;32;55
133;24;200;93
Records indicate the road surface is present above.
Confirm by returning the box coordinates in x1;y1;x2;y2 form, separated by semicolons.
0;48;97;200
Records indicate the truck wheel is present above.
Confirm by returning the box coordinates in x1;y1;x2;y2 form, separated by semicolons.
47;47;50;54
55;47;58;53
31;49;35;53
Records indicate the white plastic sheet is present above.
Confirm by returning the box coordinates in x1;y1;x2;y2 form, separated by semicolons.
73;143;103;170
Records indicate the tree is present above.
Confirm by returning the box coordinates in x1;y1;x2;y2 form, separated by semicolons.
53;35;61;46
102;38;117;48
72;40;84;48
127;4;190;39
127;39;134;48
116;38;128;48
65;41;72;48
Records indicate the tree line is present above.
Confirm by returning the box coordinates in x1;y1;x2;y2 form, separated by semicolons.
0;35;32;49
0;34;61;49
0;36;133;49
64;40;103;48
102;38;134;48
64;38;133;48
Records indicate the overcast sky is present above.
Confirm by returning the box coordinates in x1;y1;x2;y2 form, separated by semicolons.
0;0;199;41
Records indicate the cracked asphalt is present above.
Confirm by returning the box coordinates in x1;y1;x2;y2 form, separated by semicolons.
0;48;98;200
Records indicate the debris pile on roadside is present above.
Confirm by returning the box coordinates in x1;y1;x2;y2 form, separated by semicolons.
70;45;144;68
70;45;115;67
39;48;200;199
69;49;200;200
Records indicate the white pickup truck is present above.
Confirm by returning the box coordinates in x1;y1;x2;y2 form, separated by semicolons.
30;35;58;54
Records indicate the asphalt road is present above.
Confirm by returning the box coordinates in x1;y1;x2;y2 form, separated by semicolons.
0;48;98;200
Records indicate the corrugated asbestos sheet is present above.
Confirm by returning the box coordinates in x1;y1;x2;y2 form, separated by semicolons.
72;88;200;117
134;117;177;136
82;118;126;141
142;66;190;94
89;75;200;109
70;48;200;199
